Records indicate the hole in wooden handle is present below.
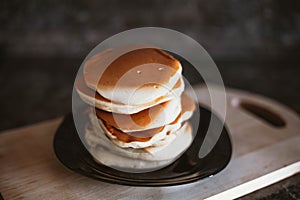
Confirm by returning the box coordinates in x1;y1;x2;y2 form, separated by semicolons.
239;101;286;128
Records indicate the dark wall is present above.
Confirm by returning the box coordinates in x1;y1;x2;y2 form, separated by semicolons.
1;0;300;59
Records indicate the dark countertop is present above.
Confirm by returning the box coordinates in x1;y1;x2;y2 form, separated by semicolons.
239;173;300;200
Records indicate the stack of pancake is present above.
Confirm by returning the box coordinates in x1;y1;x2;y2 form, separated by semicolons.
75;47;196;171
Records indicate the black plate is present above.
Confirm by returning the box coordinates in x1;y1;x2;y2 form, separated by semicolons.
53;105;232;186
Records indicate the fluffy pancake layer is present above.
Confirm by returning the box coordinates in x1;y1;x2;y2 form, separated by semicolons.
85;119;192;163
95;93;182;132
75;74;184;114
84;47;182;105
91;93;195;149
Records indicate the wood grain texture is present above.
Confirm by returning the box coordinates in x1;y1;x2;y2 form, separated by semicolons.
1;86;299;200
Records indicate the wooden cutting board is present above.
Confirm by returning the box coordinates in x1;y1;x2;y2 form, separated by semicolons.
1;86;299;200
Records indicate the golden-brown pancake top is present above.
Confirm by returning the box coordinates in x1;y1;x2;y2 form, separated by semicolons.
84;47;181;90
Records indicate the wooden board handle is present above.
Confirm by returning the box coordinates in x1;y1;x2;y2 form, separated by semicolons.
194;84;299;131
232;99;286;128
193;85;300;157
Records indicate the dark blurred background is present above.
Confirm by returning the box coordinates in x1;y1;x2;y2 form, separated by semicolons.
0;1;300;198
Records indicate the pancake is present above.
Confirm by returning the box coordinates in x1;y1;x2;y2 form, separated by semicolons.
95;93;181;132
75;74;184;114
85;121;192;164
93;93;195;149
77;46;196;171
83;47;182;105
88;146;172;172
